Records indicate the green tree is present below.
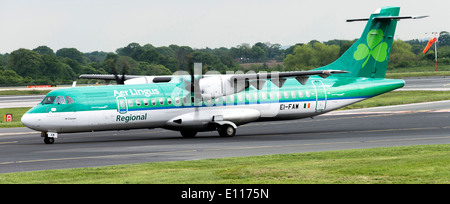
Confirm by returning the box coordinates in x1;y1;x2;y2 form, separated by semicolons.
156;46;176;58
33;46;55;56
41;54;74;81
173;45;193;71
283;42;340;70
212;47;235;68
7;49;43;78
56;48;86;64
439;31;450;47
0;54;8;70
267;43;283;60
283;44;318;70
314;42;339;66
0;70;23;84
388;40;417;68
139;62;172;75
251;45;266;62
116;42;144;60
85;51;109;63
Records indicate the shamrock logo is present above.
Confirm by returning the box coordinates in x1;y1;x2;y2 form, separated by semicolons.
353;29;388;68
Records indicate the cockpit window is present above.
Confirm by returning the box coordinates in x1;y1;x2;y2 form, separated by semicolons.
55;96;66;104
41;96;73;105
41;96;56;104
65;96;75;104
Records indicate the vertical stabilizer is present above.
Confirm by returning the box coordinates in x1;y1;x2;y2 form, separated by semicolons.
316;7;400;78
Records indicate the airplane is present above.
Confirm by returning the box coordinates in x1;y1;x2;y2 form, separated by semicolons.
22;7;426;144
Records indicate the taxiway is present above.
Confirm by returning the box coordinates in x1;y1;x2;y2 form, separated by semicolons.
0;100;449;173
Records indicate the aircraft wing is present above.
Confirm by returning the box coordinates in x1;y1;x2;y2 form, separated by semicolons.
79;70;348;98
229;70;348;88
80;70;348;86
79;74;142;81
79;74;174;84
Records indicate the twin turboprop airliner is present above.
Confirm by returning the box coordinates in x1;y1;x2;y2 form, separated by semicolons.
22;7;426;144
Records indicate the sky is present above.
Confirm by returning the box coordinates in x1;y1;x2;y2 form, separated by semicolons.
0;0;448;53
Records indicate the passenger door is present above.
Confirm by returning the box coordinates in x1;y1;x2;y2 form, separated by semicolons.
116;96;128;114
312;80;327;112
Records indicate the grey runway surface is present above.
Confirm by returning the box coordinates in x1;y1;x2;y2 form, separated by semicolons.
0;100;449;173
402;76;450;91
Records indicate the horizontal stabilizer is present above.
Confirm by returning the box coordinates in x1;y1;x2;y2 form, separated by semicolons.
347;15;428;22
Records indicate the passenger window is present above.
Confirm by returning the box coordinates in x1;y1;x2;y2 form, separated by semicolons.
144;99;149;106
306;91;311;97
291;91;296;98
151;99;157;106
298;91;303;98
65;96;75;104
175;97;180;104
128;100;133;107
159;98;164;105
55;96;66;104
284;92;289;99
136;99;141;107
120;100;125;108
167;98;172;105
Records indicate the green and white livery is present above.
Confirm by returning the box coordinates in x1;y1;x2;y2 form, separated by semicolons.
21;7;423;144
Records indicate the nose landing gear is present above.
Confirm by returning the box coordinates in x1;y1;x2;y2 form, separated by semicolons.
41;132;57;144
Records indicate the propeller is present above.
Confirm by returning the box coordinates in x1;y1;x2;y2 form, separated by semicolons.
108;58;127;85
186;55;203;103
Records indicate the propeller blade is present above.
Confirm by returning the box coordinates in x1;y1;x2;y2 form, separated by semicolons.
108;58;127;85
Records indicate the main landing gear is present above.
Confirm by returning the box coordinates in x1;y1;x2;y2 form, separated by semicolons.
179;123;237;138
217;124;236;137
41;132;57;144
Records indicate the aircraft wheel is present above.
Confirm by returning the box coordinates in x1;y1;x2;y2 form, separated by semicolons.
218;124;236;137
180;131;197;138
44;137;55;144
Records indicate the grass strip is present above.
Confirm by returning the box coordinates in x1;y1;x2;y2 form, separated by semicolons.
1;144;449;184
0;107;31;128
0;90;50;95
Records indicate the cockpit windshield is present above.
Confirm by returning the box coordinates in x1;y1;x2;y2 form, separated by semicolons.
41;96;75;105
55;96;66;104
41;96;56;104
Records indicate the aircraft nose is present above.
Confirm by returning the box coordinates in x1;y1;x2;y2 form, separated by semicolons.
21;113;32;128
21;113;37;130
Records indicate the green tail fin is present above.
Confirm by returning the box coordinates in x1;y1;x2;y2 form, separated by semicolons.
316;7;400;78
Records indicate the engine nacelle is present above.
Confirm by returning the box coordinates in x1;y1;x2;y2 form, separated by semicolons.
124;76;174;85
124;75;249;99
200;75;248;99
124;77;154;85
